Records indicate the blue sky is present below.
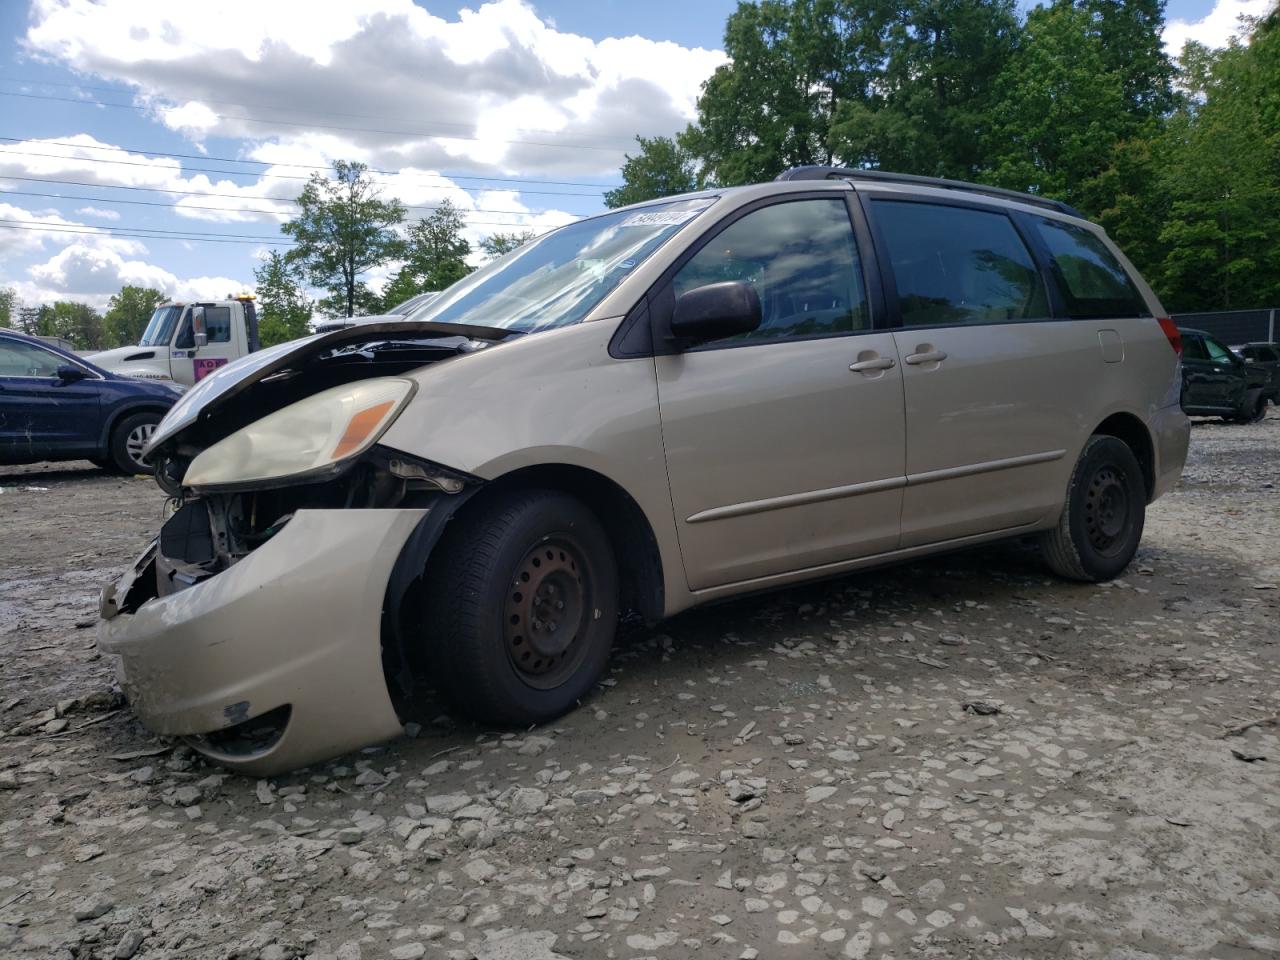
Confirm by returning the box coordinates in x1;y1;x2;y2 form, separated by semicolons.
0;0;1256;314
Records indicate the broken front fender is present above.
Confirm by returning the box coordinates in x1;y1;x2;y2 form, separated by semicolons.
98;508;426;775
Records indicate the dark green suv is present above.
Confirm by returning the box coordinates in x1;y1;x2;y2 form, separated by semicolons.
1179;328;1269;422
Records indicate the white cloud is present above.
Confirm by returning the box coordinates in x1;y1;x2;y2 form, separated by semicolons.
0;201;141;257
1163;0;1273;54
11;242;245;309
75;206;121;220
23;0;725;178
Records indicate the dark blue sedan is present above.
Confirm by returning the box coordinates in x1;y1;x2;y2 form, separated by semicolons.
0;329;181;474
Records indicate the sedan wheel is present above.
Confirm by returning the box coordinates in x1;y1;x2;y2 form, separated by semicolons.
108;412;162;475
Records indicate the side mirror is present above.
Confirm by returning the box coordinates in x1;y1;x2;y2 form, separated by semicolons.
56;364;89;383
670;281;762;344
190;307;208;349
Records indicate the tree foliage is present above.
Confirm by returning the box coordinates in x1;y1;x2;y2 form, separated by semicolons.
0;287;15;329
254;251;314;346
604;136;701;207
380;200;473;311
103;286;166;348
617;0;1278;312
281;160;405;318
480;230;538;259
35;301;105;350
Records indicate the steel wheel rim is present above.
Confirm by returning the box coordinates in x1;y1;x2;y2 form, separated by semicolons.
503;536;592;690
1084;464;1129;556
125;422;156;468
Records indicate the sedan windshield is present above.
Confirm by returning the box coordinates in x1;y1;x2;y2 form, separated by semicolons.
139;305;184;347
405;197;716;333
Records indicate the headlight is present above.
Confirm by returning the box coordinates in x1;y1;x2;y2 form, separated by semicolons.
183;377;416;489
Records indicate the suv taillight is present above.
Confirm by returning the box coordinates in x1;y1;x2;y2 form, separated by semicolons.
1157;317;1181;355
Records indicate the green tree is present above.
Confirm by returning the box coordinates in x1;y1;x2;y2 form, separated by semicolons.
0;287;16;328
604;136;701;207
281;160;405;318
1153;14;1280;310
253;250;313;346
480;229;538;259
35;301;105;350
380;200;472;309
103;285;166;347
830;0;1021;178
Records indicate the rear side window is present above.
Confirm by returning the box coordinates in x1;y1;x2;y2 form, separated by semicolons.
1031;218;1148;319
873;200;1048;327
674;197;868;343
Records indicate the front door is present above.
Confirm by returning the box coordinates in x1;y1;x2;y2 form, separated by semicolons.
0;338;101;460
1181;334;1236;410
173;304;238;385
653;196;906;591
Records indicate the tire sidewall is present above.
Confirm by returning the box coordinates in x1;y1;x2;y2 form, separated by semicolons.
1065;437;1146;581
110;411;161;475
467;495;618;721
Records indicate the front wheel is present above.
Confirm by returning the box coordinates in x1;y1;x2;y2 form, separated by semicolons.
1234;393;1266;424
421;489;618;725
1039;435;1146;582
107;411;161;475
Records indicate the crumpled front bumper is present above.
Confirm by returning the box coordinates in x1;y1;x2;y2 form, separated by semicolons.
98;508;426;775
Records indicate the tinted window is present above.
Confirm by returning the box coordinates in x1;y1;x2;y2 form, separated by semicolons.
1032;218;1148;318
1203;336;1233;362
674;198;867;343
204;306;232;343
0;339;65;377
873;201;1048;327
1182;335;1208;361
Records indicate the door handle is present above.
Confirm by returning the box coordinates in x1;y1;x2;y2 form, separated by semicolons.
849;357;896;372
905;350;947;365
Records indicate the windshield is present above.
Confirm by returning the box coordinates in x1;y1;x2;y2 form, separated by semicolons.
405;197;716;333
139;305;184;347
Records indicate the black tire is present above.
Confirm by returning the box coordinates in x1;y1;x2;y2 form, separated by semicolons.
107;411;161;475
1234;393;1266;424
1039;435;1146;582
421;489;618;725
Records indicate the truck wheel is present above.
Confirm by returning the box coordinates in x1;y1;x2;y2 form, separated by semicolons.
108;412;161;475
421;489;618;725
1234;393;1266;424
1039;435;1146;582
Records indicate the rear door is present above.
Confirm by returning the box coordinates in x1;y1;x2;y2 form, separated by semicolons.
653;194;906;590
866;197;1095;547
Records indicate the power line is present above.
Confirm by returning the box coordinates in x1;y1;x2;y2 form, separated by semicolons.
0;89;626;153
0;76;642;148
0;135;621;192
0;187;554;219
0;149;609;198
0;220;292;246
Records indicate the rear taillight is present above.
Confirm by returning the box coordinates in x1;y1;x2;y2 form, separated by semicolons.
1157;317;1181;355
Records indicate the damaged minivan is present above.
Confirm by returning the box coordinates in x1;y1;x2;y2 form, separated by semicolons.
98;168;1190;774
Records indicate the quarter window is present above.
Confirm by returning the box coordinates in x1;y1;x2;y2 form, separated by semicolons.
673;198;868;343
1031;218;1148;319
0;340;65;378
873;200;1048;327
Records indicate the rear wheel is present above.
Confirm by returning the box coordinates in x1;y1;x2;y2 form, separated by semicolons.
421;489;618;725
1039;435;1146;582
107;412;161;475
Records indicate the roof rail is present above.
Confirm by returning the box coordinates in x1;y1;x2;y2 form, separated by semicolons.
775;166;1085;219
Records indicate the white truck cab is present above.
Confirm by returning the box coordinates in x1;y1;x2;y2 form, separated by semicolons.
89;295;260;388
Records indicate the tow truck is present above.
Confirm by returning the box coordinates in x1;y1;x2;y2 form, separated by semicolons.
88;295;260;388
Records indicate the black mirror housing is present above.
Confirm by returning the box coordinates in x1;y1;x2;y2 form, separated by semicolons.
671;281;762;344
56;364;89;383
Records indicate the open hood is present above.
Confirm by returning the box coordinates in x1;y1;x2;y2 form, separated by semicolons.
146;320;517;456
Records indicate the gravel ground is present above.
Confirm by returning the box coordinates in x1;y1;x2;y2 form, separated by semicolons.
1;412;1278;960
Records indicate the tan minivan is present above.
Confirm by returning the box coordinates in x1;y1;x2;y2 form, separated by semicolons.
98;168;1190;774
